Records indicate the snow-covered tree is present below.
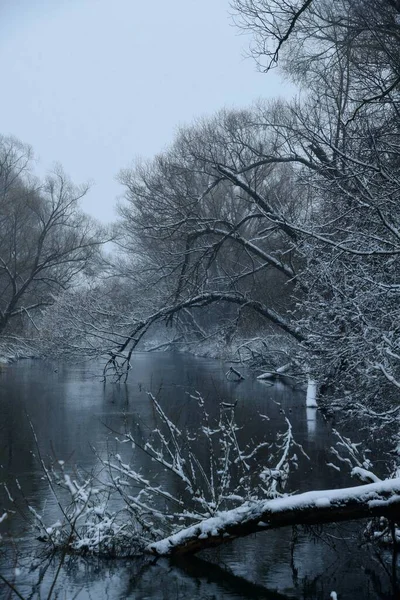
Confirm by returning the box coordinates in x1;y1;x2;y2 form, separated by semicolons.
0;136;107;338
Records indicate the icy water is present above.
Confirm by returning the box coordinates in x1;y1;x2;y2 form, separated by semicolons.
0;353;397;599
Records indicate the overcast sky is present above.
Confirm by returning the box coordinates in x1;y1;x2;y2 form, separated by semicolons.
0;0;292;223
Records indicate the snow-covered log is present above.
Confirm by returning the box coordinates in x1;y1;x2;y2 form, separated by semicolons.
146;477;400;556
257;372;275;380
257;363;292;380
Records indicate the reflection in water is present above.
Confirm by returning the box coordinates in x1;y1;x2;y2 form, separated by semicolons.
306;407;317;438
0;354;398;599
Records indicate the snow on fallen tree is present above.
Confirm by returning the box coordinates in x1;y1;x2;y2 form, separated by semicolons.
10;397;398;561
147;477;400;556
257;363;292;380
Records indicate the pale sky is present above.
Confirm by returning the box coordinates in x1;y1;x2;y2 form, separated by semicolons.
0;0;291;223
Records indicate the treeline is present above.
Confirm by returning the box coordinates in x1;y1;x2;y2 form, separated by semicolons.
0;136;107;346
2;0;400;443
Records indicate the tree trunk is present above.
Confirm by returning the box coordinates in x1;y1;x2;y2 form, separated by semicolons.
146;478;400;556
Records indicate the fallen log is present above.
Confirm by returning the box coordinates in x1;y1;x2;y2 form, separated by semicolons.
146;477;400;556
257;363;292;380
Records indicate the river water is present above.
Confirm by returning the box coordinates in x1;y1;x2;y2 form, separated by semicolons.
0;353;397;599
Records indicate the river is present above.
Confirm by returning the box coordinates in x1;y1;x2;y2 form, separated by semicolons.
0;353;397;599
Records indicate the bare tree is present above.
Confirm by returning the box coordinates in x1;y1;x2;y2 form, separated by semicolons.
225;0;400;431
45;1;400;438
0;136;107;337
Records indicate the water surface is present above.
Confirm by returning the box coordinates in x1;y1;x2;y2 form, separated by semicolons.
0;353;397;599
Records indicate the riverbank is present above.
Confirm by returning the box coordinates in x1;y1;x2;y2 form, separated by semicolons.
0;340;37;364
144;332;298;377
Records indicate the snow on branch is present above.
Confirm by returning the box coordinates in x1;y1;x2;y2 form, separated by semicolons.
17;393;305;558
147;477;400;556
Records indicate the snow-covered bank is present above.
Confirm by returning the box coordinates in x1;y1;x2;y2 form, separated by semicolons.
0;341;37;364
145;333;300;379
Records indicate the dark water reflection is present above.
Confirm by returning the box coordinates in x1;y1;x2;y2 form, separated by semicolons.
0;353;397;599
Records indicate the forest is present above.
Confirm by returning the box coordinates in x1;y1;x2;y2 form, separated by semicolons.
0;0;399;597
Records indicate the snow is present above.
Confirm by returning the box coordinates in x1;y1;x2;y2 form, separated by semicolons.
314;497;331;508
257;372;275;379
147;477;400;555
257;363;292;380
326;462;341;472
351;467;381;483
